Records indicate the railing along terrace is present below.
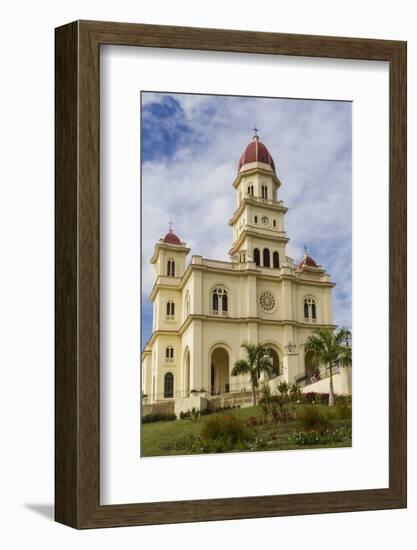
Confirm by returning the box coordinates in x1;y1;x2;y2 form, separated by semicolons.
295;364;340;388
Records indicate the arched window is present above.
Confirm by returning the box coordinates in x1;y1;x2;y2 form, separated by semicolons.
212;291;218;312
273;219;276;228
261;184;268;199
222;292;228;312
164;372;174;398
254;215;258;224
253;248;260;266
167;258;176;277
184;290;190;317
166;300;175;319
212;287;228;316
304;297;317;322
248;184;254;196
263;248;270;267
273;251;280;268
165;346;174;362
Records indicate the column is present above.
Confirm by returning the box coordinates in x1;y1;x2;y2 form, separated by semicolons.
191;319;203;391
282;326;301;383
247;274;257;318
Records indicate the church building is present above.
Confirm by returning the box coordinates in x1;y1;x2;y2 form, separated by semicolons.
141;133;349;411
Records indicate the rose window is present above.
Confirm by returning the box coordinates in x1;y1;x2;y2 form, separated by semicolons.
259;290;276;312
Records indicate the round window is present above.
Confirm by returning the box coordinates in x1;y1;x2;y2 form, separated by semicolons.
262;216;269;225
259;290;276;312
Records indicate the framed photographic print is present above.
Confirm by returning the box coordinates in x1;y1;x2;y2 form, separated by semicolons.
55;20;406;528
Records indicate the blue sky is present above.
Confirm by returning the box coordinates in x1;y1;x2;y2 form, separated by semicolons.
141;92;352;348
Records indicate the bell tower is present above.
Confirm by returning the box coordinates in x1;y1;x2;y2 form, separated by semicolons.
228;131;289;268
150;224;190;279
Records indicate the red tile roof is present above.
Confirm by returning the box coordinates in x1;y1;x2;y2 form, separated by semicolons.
299;254;318;268
163;229;181;245
238;136;275;173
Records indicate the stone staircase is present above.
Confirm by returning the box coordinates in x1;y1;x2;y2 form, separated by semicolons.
208;390;254;410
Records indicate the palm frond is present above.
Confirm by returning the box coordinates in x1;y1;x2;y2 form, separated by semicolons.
231;359;250;377
304;327;352;370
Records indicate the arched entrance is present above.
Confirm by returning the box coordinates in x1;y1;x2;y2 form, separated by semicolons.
268;348;281;377
183;348;190;397
260;344;281;379
210;347;230;395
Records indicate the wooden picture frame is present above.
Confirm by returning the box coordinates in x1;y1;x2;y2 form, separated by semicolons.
55;20;407;529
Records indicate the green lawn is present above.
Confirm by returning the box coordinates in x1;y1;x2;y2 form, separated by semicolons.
141;404;352;457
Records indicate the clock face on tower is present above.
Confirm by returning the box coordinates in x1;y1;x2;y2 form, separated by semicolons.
261;216;269;225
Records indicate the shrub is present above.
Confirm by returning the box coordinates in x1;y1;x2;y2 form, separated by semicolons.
335;394;352;407
317;393;330;405
245;416;259;427
260;383;272;400
294;425;352;446
301;392;330;405
179;407;213;421
253;434;268;449
334;403;352;421
302;392;317;404
142;412;176;423
298;406;330;432
277;381;291;397
289;382;302;402
188;407;201;422
179;407;201;421
213;405;238;413
202;414;250;444
198;438;232;453
294;430;323;445
258;396;271;423
168;434;230;454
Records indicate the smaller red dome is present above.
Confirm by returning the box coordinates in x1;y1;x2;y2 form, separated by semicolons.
163;229;181;245
299;254;318;269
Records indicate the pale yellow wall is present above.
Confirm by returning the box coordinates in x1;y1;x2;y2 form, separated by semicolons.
154;287;182;331
141;353;152;398
150;333;181;401
235;170;278;207
294;282;333;325
301;367;352;395
155;246;188;278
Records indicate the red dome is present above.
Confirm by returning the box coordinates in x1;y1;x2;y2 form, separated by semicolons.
299;254;318;269
238;136;275;173
163;229;181;245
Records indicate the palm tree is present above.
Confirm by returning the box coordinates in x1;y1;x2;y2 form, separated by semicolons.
304;328;352;406
232;343;274;406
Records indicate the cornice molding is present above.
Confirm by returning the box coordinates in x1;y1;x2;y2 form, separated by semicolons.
149;260;335;300
228;197;288;226
229;228;289;255
145;315;337;346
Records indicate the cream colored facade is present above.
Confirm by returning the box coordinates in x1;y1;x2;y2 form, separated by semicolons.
141;136;346;407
